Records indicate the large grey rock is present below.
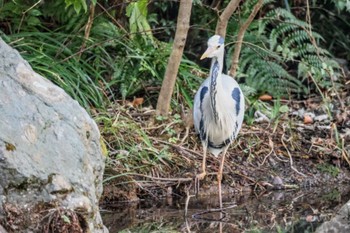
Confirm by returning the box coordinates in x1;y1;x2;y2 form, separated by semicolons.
0;37;107;232
316;200;350;233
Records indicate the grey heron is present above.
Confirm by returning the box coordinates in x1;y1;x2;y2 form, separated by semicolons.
193;35;245;208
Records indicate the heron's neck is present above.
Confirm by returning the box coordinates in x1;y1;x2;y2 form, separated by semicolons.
209;54;224;123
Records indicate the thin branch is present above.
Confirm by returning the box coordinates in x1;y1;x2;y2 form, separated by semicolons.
229;0;263;77
192;204;237;220
79;3;95;60
281;132;307;177
18;0;42;33
305;0;344;110
136;173;192;182
96;2;128;34
184;184;195;217
215;0;241;38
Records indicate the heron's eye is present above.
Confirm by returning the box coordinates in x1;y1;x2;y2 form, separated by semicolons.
216;45;220;49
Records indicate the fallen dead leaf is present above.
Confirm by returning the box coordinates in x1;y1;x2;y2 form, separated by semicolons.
132;97;144;107
259;94;273;101
304;114;313;124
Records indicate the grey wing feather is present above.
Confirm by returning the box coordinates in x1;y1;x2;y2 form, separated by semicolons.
193;78;210;134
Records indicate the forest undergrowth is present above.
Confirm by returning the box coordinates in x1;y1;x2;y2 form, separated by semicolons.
0;0;349;204
99;78;350;203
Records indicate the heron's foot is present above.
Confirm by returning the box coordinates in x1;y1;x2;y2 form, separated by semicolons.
195;172;206;195
196;172;207;181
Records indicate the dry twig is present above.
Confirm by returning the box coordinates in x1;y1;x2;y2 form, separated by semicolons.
79;3;95;59
229;0;264;77
281;132;306;177
215;0;241;37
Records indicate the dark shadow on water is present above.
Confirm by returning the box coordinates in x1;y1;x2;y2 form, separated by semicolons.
101;185;350;233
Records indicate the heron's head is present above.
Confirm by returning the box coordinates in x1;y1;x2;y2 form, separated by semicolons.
200;35;224;60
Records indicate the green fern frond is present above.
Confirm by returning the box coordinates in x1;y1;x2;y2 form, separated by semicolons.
239;44;305;95
283;30;309;47
267;8;309;28
293;44;316;57
269;24;299;49
246;2;343;92
240;84;258;97
303;55;323;68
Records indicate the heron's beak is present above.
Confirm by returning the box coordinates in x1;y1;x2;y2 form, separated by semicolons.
200;46;215;60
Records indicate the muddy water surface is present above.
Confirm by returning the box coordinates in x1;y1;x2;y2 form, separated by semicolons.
101;185;350;233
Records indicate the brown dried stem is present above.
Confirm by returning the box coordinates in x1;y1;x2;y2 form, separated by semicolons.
215;0;241;38
229;0;264;77
79;3;95;60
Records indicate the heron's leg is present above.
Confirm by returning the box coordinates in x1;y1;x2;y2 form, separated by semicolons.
197;145;207;180
195;145;207;195
218;146;229;209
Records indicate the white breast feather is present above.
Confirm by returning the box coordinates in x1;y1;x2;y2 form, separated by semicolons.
193;75;244;157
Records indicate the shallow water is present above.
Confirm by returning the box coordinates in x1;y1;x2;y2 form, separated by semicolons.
101;185;350;233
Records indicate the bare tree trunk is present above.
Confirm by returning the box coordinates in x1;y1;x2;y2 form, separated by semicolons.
229;0;263;77
156;0;193;116
215;0;241;37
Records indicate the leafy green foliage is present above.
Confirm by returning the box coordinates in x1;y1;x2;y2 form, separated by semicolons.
0;0;346;116
89;16;202;105
237;45;306;95
0;0;43;33
311;0;350;60
264;7;341;88
223;0;342;98
64;0;88;14
64;0;97;14
317;163;340;177
4;31;106;110
0;0;203;111
330;0;350;12
96;109;179;177
322;188;341;201
126;0;154;43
